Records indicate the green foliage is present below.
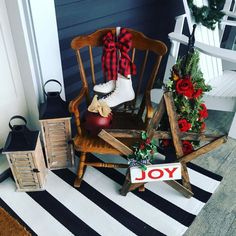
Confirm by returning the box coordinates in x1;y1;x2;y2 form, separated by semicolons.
188;0;225;30
128;132;158;171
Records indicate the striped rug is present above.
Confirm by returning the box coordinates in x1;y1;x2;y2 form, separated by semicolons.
0;153;222;236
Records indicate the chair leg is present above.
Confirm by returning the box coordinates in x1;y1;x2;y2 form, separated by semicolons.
228;112;236;139
74;152;87;188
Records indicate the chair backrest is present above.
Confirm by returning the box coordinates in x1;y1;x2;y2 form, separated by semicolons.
182;0;223;83
220;0;236;42
71;28;167;112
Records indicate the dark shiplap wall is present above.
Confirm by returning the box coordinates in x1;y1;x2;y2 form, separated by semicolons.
55;0;184;100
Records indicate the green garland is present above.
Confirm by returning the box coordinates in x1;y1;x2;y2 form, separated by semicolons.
188;0;225;30
164;50;212;153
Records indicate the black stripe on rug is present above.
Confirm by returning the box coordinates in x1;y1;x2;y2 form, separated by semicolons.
187;162;223;181
188;183;212;203
53;168;165;236
0;168;11;183
0;198;37;236
88;154;196;226
27;190;99;236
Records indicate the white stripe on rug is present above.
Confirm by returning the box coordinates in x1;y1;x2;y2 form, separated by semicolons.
145;182;205;215
78;166;188;236
0;178;73;236
46;170;136;236
187;167;221;193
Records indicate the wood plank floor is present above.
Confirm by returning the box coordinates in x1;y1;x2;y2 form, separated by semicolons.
185;110;236;236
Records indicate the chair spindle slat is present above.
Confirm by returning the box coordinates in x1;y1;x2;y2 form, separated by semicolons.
131;48;136;63
76;50;88;88
136;50;149;97
89;46;96;85
76;50;91;105
146;55;162;91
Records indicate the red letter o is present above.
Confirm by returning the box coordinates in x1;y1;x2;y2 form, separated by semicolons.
148;169;164;179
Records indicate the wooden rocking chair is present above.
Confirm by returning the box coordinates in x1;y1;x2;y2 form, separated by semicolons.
69;28;167;187
152;0;236;138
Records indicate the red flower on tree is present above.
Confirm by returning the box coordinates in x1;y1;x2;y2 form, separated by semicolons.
199;104;208;119
201;122;206;131
176;76;194;98
193;88;203;98
145;138;151;144
182;140;193;155
178;119;192;132
139;143;145;150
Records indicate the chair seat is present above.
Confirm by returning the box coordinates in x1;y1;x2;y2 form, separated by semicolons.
207;70;236;97
73;112;145;154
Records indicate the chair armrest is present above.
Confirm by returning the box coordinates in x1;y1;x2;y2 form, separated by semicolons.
223;10;236;19
169;32;236;63
69;87;87;113
221;19;236;27
69;88;87;135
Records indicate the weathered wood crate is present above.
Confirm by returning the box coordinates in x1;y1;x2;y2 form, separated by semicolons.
40;117;74;169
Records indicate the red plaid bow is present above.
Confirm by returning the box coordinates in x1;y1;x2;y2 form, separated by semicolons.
102;28;136;81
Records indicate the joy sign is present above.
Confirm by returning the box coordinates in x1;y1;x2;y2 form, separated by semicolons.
130;163;181;183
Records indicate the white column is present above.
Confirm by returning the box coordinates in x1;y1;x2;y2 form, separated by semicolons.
5;0;65;128
28;0;65;100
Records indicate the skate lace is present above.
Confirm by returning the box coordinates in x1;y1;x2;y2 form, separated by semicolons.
97;81;114;88
102;87;118;101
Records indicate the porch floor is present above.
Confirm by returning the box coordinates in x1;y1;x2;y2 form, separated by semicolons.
185;109;236;236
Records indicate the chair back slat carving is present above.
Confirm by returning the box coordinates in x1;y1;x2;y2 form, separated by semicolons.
71;28;167;54
88;46;96;85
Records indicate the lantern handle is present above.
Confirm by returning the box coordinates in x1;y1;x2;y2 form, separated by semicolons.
9;116;27;130
43;79;62;96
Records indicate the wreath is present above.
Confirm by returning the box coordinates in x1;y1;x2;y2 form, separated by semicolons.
188;0;225;30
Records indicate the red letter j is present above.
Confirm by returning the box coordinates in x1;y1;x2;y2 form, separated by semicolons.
135;171;146;181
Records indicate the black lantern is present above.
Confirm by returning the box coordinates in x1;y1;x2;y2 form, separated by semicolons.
39;79;70;120
39;80;74;169
3;116;47;191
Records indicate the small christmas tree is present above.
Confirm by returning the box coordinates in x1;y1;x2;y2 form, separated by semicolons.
161;25;212;154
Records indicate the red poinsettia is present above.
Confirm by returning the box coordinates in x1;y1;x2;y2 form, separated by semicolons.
182;140;193;155
178;119;192;132
199;104;208;119
176;76;194;98
193;88;203;98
